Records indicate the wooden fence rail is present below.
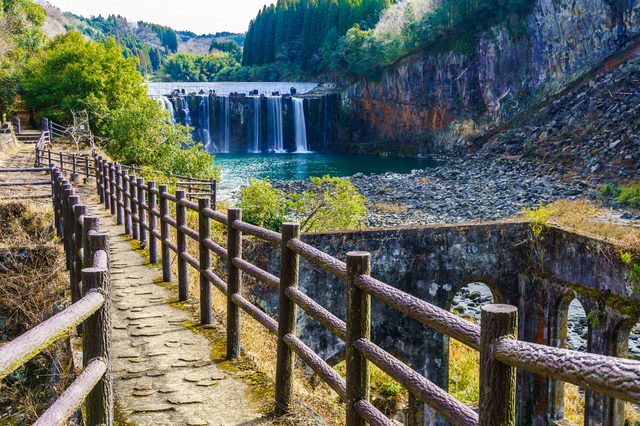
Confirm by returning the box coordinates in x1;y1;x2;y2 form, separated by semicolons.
0;166;54;200
0;166;113;425
89;154;640;426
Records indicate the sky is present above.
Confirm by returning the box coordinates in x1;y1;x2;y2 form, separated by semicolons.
46;0;273;35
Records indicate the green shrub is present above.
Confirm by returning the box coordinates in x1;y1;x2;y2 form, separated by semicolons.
236;179;289;232
237;175;367;233
616;182;640;208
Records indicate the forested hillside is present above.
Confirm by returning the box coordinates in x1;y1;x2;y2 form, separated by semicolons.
229;0;534;81
39;3;244;81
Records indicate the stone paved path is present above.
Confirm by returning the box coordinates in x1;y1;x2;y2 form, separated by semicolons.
2;137;269;426
87;202;268;426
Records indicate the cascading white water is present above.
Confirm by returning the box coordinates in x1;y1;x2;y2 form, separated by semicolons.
249;96;261;152
197;95;214;152
267;96;284;152
181;97;192;127
293;98;308;153
156;96;177;124
223;96;230;153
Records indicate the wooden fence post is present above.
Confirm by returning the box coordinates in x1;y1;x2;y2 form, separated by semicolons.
198;198;211;325
51;167;60;236
73;204;87;335
227;208;242;359
159;185;172;282
115;164;122;226
96;155;103;202
59;151;63;173
148;181;157;264
72;154;77;176
346;251;371;426
130;175;139;240
176;190;188;301
137;177;146;247
48;150;52;168
122;170;131;236
275;222;301;414
62;183;73;270
210;179;217;210
85;156;89;178
478;304;517;426
109;163;116;216
82;262;112;426
82;217;100;272
67;195;79;298
102;160;110;211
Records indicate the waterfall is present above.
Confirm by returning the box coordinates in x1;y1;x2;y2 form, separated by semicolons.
249;96;261;152
197;95;214;152
156;96;177;124
181;97;192;127
323;96;328;151
293;98;308;153
267;96;284;152
223;96;230;153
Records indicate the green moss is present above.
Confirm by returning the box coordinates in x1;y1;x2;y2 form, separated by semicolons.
569;282;640;318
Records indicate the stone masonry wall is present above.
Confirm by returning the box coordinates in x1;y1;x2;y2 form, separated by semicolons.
243;221;638;426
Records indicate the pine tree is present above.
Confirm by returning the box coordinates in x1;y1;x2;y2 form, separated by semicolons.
264;5;277;63
243;20;255;65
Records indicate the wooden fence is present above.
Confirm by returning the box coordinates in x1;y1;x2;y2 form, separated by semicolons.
0;166;54;200
11;116;20;134
90;154;640;426
0;166;113;426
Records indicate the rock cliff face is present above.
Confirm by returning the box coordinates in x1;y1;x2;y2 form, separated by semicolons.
338;0;640;155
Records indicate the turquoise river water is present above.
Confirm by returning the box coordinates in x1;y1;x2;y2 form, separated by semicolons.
212;152;442;190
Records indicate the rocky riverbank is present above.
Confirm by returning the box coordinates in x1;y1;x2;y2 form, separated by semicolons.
272;154;640;228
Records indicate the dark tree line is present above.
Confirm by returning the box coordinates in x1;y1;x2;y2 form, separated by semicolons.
240;0;535;79
243;0;392;69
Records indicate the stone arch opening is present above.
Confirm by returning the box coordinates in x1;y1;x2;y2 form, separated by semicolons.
613;319;640;423
549;295;588;424
447;282;496;409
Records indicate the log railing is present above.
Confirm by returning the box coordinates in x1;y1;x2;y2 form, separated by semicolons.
92;155;640;425
0;166;54;200
0;166;113;426
36;147;92;178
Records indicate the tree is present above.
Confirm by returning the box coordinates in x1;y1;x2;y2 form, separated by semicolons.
237;175;367;232
0;0;46;115
23;31;217;178
162;52;200;81
22;31;146;128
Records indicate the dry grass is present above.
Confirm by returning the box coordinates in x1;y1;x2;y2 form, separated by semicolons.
0;202;55;247
564;384;584;424
549;199;639;241
626;403;640;425
0;201;77;425
448;338;479;406
371;203;408;213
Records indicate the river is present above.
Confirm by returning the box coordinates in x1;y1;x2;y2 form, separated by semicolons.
212;152;442;192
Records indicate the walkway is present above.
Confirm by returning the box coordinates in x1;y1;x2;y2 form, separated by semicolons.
90;202;267;426
1;138;270;426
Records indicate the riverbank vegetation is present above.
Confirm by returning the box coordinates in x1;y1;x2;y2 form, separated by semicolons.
237;176;367;232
